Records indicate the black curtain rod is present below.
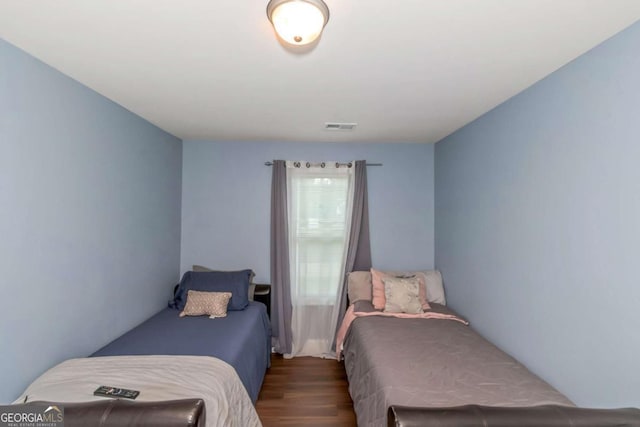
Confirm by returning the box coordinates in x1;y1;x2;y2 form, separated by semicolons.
264;161;382;166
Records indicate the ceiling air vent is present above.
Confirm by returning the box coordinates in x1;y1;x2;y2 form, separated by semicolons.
324;122;357;131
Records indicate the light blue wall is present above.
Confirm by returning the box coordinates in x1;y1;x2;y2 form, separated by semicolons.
0;39;183;403
435;22;640;407
181;141;434;282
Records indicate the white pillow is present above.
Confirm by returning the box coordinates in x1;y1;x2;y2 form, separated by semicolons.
421;270;446;305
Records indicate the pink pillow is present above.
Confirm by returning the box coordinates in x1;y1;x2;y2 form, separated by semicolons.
371;268;389;310
371;268;430;311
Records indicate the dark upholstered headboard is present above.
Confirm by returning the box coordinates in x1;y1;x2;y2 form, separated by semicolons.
388;404;640;427
14;398;205;427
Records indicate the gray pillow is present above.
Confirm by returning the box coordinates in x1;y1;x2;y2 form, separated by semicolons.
347;271;372;303
421;269;446;305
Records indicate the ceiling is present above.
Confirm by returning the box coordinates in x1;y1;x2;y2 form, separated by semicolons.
1;1;639;143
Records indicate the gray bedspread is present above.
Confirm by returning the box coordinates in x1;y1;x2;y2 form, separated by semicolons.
342;303;573;427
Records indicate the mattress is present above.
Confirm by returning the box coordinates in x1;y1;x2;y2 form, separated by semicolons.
342;303;573;427
92;301;271;403
15;355;261;427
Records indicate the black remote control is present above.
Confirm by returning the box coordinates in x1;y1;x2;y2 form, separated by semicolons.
94;385;140;400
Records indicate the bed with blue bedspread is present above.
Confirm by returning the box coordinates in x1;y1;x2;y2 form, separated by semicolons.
91;270;271;403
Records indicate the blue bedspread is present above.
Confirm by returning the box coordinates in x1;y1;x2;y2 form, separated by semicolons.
91;301;271;403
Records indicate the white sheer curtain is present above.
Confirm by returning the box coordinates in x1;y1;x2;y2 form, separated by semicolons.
285;161;354;359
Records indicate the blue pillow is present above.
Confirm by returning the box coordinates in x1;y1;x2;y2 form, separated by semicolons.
170;270;253;311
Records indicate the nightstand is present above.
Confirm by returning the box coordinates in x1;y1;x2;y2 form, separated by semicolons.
254;283;271;319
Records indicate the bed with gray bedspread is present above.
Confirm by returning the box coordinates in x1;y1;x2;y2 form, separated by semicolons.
342;303;573;427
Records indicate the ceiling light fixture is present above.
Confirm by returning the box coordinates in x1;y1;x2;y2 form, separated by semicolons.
267;0;330;46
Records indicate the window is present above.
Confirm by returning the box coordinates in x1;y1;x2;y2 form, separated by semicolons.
288;168;353;305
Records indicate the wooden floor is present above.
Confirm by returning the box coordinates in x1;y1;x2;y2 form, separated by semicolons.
256;355;358;427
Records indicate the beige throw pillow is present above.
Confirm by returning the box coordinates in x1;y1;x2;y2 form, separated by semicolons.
347;271;373;303
179;290;232;319
382;276;422;314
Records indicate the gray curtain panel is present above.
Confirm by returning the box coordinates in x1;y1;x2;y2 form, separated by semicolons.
332;160;372;350
270;160;293;354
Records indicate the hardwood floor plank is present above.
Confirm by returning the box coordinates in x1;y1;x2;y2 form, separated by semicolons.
256;355;358;427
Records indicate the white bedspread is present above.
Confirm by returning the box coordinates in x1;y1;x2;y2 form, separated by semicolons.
14;355;262;427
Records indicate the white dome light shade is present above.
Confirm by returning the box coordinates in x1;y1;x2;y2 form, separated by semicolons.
267;0;330;45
